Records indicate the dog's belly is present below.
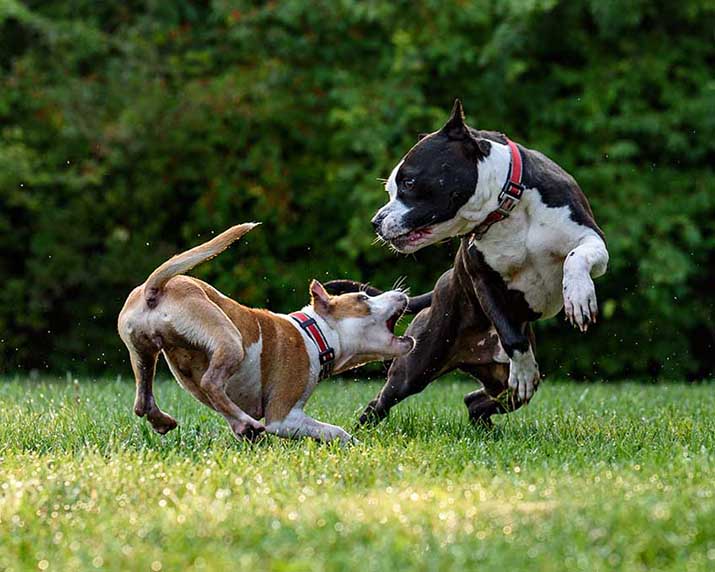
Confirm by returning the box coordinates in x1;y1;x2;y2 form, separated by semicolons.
163;340;264;420
224;338;263;418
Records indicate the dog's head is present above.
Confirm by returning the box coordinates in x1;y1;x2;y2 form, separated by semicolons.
308;280;414;371
372;100;494;253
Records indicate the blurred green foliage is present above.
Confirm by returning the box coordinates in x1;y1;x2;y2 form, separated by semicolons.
0;0;713;379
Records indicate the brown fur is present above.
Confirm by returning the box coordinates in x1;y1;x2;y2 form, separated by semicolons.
119;224;408;443
255;311;311;423
120;273;312;437
327;293;371;319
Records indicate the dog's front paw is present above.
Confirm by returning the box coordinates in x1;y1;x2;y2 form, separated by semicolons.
563;273;597;332
508;350;540;403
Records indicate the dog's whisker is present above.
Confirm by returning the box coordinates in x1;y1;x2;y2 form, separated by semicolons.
391;276;410;295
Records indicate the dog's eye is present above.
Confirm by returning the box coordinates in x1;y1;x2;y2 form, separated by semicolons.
403;179;415;190
358;293;369;302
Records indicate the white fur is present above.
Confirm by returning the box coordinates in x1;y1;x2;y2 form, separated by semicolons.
377;139;609;321
508;347;539;402
374;142;513;250
473;191;606;320
375;138;609;405
271;290;411;443
266;408;356;445
385;160;402;200
284;290;410;376
563;235;609;330
282;310;336;385
225;333;264;416
378;160;411;239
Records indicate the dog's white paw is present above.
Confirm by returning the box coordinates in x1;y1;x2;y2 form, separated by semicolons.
563;273;598;332
508;349;540;403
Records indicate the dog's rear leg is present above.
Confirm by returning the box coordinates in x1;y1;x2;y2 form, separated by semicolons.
199;346;265;441
462;363;522;426
128;349;178;435
462;327;537;425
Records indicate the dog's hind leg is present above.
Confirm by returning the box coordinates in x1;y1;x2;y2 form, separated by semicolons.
128;346;178;435
118;290;178;434
462;325;537;425
199;345;265;441
174;297;265;441
462;363;523;426
157;288;265;441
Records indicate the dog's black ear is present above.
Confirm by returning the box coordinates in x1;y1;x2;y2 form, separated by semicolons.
441;99;490;158
474;138;491;157
310;279;331;314
441;99;469;140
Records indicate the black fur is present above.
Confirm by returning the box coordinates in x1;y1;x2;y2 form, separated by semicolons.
355;100;603;427
376;98;602;244
519;147;605;239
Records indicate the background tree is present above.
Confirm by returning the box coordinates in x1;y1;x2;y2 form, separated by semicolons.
1;0;713;379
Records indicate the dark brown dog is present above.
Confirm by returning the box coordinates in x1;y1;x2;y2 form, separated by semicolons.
327;100;608;426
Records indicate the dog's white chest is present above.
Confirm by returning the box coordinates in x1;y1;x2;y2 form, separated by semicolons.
475;193;588;318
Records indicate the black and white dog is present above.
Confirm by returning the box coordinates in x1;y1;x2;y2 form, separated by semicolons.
327;100;608;425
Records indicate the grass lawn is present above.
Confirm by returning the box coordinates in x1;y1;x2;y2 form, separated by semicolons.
1;375;714;571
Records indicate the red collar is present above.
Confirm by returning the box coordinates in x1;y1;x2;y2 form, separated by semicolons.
289;311;335;379
471;137;524;240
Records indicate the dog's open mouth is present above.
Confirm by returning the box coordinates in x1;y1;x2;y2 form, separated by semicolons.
383;301;415;353
385;303;407;336
386;312;400;334
389;226;432;250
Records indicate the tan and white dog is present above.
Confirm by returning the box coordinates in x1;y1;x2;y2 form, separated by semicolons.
117;223;414;444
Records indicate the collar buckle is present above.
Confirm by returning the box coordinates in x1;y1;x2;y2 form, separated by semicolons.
319;348;335;365
499;180;525;201
470;137;524;241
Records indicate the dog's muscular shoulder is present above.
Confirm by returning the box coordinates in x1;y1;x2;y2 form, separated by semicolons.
467;141;605;318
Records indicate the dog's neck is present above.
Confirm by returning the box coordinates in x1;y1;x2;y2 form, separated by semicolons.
291;305;350;376
458;140;513;225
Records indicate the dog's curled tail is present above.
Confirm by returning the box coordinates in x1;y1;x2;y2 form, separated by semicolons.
144;223;259;308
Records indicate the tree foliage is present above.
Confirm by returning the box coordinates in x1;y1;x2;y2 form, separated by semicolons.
1;0;713;378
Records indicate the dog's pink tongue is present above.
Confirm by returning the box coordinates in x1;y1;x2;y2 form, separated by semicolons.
409;228;431;241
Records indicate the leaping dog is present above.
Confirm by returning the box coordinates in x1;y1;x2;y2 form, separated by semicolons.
118;223;414;444
327;100;608;426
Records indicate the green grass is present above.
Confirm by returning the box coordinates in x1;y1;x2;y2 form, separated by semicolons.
1;376;714;572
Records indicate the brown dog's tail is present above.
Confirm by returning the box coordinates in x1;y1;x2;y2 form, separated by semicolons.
144;223;259;308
